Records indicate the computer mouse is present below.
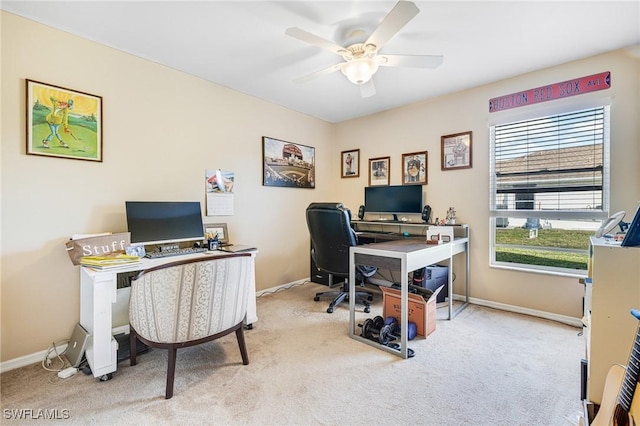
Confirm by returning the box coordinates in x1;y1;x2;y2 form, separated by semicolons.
403;231;410;236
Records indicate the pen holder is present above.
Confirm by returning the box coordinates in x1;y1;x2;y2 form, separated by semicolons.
208;239;220;250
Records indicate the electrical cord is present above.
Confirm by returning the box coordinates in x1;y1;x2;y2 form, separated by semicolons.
42;340;70;372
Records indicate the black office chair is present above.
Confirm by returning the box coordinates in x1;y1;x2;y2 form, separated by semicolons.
306;202;377;313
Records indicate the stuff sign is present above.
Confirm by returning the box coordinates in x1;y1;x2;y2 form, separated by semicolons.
489;71;610;113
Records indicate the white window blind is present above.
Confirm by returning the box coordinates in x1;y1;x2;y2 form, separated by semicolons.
490;106;609;218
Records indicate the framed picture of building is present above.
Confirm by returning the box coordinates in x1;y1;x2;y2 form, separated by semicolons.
26;79;103;162
262;136;315;188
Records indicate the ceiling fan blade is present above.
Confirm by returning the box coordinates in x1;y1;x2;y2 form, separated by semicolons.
293;63;342;83
359;78;376;98
364;1;419;52
378;54;444;69
285;27;352;58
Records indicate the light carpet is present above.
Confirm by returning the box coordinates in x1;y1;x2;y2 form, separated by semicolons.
0;282;584;425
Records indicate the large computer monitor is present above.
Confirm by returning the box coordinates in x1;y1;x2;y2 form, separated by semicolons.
125;201;205;247
364;185;423;220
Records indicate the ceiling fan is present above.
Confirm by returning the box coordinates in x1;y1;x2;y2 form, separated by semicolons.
285;1;443;98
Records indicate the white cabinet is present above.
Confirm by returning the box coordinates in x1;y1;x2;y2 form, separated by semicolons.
585;237;640;404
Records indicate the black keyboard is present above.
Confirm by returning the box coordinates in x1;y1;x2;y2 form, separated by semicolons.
144;247;207;259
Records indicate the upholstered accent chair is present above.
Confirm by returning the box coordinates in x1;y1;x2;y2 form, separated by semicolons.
129;253;252;399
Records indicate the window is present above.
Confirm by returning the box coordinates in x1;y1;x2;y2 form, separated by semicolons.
489;106;610;276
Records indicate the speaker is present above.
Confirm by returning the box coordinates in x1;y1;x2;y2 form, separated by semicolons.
358;205;365;220
421;205;432;223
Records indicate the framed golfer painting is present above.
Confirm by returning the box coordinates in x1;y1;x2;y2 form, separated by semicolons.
26;79;103;162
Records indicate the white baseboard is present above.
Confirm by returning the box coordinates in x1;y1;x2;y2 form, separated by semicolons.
0;281;581;374
452;294;582;328
0;325;132;375
256;279;308;297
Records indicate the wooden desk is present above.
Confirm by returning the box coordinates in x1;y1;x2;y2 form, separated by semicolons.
348;233;469;359
80;250;258;380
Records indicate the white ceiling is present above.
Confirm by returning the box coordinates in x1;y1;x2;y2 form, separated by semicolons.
3;1;639;123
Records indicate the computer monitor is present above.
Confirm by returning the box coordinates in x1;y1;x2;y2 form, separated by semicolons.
364;185;423;220
621;206;640;247
125;201;205;247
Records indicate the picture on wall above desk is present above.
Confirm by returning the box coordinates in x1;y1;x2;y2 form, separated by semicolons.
402;151;428;185
441;131;472;171
341;149;360;178
368;156;390;186
262;136;315;189
26;79;103;162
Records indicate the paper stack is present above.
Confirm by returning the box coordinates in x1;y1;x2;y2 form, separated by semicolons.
80;254;141;269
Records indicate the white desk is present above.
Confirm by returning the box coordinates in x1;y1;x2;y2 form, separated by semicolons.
349;232;470;359
80;250;258;379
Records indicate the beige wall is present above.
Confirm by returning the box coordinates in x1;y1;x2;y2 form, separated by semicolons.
1;12;335;362
2;10;639;363
334;47;640;318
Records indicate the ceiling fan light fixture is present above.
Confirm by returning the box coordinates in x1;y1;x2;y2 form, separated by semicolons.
341;58;379;85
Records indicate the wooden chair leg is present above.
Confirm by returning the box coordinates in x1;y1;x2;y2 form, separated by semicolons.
235;327;249;365
166;346;177;399
130;330;138;366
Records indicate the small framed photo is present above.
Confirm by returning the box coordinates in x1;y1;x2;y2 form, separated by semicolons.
204;223;229;244
341;149;360;178
368;156;390;186
402;151;428;185
441;131;472;170
26;79;103;162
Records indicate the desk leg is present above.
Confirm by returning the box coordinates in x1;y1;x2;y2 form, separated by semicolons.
80;269;118;378
449;240;471;319
400;258;409;359
244;255;258;327
349;251;356;339
448;249;454;320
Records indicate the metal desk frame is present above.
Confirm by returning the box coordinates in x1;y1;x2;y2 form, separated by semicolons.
349;229;470;359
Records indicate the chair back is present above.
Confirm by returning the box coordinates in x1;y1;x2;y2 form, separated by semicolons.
129;254;252;344
306;202;357;277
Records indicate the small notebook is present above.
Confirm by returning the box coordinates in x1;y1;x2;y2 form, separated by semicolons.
219;245;256;253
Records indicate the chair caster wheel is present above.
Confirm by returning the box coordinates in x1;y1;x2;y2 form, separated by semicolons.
367;296;374;301
327;307;334;313
364;306;371;314
99;373;113;382
314;296;320;302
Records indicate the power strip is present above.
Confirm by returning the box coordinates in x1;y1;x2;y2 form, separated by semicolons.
57;367;78;379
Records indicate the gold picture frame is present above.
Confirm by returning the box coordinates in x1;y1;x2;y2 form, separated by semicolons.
441;131;472;170
402;151;427;185
26;79;103;162
341;149;360;178
368;156;390;186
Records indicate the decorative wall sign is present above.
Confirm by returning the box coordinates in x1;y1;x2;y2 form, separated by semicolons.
489;71;611;113
441;131;472;171
262;136;315;188
26;79;103;162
